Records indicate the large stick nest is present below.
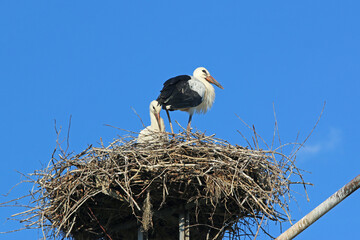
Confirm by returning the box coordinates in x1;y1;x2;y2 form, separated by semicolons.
7;130;307;240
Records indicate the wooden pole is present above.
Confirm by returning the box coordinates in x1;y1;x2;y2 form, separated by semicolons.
179;212;185;240
185;211;190;240
276;174;360;240
179;210;190;240
138;226;148;240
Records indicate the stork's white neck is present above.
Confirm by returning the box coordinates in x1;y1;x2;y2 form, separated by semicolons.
150;111;160;130
194;77;215;114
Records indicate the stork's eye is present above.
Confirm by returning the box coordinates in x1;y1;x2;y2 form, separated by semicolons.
202;70;207;74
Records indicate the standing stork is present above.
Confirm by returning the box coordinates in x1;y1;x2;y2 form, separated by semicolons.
156;67;224;133
137;100;166;143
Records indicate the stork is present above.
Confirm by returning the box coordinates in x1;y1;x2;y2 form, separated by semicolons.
137;100;166;143
156;67;224;133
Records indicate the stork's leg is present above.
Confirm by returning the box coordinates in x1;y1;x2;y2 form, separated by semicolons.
186;114;193;132
166;109;174;134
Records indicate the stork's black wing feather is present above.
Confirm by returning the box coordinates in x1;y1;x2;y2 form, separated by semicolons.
157;75;191;100
157;75;203;110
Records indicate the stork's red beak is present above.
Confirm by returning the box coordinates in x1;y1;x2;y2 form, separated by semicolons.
155;112;162;130
206;76;224;89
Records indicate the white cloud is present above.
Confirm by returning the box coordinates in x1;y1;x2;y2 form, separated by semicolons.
299;127;342;156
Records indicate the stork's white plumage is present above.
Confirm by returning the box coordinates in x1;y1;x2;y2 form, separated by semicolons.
137;100;166;143
157;67;224;133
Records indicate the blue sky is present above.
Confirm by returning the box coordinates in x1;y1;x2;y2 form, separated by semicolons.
1;1;359;239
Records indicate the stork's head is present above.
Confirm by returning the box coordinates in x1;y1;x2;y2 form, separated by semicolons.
193;67;224;89
149;100;162;130
150;100;161;114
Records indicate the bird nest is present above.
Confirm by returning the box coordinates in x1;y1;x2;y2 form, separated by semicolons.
6;130;308;240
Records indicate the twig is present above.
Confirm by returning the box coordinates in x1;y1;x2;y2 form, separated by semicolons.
88;206;113;240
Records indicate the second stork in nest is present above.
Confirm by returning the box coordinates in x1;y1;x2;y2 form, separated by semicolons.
157;67;224;133
137;100;166;144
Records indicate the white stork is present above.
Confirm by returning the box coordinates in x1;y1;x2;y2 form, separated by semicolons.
157;67;224;133
137;100;166;143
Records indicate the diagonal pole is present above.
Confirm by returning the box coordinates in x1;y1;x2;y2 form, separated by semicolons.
276;174;360;240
